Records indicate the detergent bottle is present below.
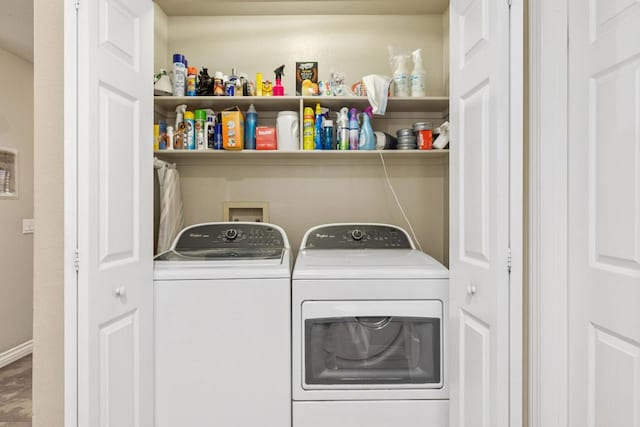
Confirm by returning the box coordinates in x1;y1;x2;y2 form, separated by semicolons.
336;107;349;150
359;107;376;150
244;104;258;150
348;108;360;150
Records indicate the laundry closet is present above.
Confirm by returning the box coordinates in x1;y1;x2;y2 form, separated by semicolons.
71;0;520;426
152;1;452;264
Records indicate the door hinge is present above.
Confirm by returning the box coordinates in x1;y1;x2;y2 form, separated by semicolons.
73;249;80;272
508;0;512;7
507;248;512;274
75;0;79;10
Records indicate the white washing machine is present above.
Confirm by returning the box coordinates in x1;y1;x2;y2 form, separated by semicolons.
292;223;449;427
154;222;291;427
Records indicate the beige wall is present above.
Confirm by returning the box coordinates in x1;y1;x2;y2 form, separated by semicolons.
0;48;34;355
167;14;447;96
33;0;64;425
154;3;169;73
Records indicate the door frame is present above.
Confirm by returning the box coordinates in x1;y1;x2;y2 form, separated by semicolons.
63;1;79;426
528;0;570;426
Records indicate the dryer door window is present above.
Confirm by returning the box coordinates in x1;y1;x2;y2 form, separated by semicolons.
302;300;443;389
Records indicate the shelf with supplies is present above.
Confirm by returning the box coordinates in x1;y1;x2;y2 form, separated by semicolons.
153;149;450;165
154;96;450;115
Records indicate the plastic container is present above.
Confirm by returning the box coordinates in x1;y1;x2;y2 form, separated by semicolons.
153;124;160;151
410;49;427;97
213;72;225;96
194;110;206;150
244;104;258;150
358;107;376;150
184;111;196;150
167;126;174;150
349;108;360;150
276;111;300;151
172;54;186;97
336;107;349;151
303;107;315;150
413;121;433;150
314;104;324;150
323;119;334;150
186;66;197;96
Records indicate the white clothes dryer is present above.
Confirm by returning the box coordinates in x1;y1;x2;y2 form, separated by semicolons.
292;223;449;427
154;222;291;427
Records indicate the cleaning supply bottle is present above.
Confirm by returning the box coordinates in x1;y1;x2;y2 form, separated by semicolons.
205;109;216;149
348;108;360;150
194;109;207;150
314;103;324;150
392;52;410;97
173;104;187;149
167;126;174;150
336;107;349;150
186;66;197;96
172;53;186;96
273;65;285;96
323;119;334;150
244;104;258;150
410;48;427;97
303;107;315;150
359;107;376;150
184;111;196;150
256;73;263;96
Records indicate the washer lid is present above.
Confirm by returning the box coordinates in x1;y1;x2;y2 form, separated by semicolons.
293;249;449;280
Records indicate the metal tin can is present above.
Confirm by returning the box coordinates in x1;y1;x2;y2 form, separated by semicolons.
224;81;235;96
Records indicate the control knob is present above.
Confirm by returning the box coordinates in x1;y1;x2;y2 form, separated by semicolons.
351;229;364;241
225;229;238;240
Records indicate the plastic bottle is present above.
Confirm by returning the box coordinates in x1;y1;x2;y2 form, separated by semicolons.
303;107;315;150
186;66;197;96
410;48;427;97
244;104;258;150
336;107;349;151
184;111;195;150
359;107;376;150
213;71;225;96
194;109;207;150
153;124;160;151
314;103;324;150
205;110;216;149
323;119;334;150
172;54;186;96
348;108;360;150
392;52;410;97
167;126;174;150
256;73;263;96
159;121;168;150
273;65;285;96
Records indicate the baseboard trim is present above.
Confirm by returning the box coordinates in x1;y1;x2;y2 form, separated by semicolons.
0;340;33;369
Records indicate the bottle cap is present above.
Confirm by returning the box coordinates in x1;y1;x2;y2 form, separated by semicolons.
304;107;314;119
184;111;194;120
247;104;257;114
195;110;207;121
188;66;197;75
173;53;184;64
324;120;333;127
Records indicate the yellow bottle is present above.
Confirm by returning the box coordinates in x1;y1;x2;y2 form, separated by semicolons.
153;124;160;151
303;107;315;150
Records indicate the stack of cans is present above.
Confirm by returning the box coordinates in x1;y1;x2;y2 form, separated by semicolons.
396;128;417;150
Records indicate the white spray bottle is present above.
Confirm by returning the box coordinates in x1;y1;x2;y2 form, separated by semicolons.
174;104;187;149
204;109;216;150
336;107;350;151
410;48;427;97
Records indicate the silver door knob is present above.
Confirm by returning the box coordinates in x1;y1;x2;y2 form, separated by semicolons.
467;284;477;296
114;287;126;298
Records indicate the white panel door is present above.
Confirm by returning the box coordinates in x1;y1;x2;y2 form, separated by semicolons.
569;2;640;426
76;0;153;426
449;0;511;426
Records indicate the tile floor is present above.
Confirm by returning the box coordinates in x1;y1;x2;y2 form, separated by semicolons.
0;354;32;427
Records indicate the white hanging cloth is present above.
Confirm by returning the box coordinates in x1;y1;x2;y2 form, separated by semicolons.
154;157;184;253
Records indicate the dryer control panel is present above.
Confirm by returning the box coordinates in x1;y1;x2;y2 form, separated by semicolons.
175;223;286;250
303;224;413;250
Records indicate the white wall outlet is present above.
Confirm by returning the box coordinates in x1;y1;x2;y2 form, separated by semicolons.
22;218;34;234
223;202;270;223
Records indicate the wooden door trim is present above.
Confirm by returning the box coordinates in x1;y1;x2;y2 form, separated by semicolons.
528;0;569;426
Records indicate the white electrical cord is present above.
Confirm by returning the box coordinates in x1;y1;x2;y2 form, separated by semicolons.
378;151;423;252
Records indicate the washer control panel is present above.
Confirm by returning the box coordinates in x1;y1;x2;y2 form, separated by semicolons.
174;223;286;250
303;224;413;250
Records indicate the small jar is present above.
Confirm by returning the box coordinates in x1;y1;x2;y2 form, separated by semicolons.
413;122;433;150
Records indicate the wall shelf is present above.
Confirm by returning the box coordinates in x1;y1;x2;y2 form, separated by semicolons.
154;149;449;161
154;96;450;115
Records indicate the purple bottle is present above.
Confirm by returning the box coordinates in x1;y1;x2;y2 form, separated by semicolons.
348;108;359;150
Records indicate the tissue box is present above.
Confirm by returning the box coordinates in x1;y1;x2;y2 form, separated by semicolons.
222;108;244;150
256;127;277;150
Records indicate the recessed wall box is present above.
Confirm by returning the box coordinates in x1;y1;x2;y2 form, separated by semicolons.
0;147;18;199
223;202;270;223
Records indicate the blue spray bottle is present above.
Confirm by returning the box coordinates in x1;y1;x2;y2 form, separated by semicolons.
314;103;324;150
348;108;360;150
244;104;258;150
359;106;376;150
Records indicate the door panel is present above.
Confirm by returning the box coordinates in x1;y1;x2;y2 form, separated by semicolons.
450;0;511;426
77;0;153;425
569;1;640;426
